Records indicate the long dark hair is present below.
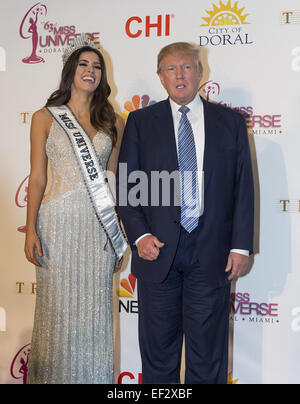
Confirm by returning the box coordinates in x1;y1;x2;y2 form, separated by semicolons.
46;46;117;146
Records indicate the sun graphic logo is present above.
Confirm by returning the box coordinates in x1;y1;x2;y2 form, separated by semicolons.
122;94;156;120
199;0;253;46
118;273;137;298
227;372;239;384
201;0;250;27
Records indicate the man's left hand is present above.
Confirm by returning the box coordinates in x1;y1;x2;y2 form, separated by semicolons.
225;252;249;281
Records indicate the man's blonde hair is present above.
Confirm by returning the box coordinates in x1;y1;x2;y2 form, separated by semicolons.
157;42;203;74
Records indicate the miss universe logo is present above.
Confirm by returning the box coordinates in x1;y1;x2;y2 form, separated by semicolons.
199;80;283;136
19;2;100;64
231;292;279;325
19;3;48;64
10;344;31;384
15;175;29;233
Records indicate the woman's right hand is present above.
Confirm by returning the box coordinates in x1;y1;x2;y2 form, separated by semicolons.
24;230;43;267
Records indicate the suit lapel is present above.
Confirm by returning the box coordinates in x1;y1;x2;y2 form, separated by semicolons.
202;98;222;191
153;98;179;171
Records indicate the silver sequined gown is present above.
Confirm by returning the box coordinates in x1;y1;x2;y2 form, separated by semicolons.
27;118;116;384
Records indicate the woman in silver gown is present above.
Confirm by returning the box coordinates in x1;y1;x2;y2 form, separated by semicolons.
24;36;124;384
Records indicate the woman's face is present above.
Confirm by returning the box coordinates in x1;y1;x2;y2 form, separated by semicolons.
72;51;102;95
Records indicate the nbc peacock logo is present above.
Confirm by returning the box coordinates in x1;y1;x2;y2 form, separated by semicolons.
122;94;156;120
118;273;137;299
199;1;253;47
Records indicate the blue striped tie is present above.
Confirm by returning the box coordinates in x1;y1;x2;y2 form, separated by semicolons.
178;106;199;233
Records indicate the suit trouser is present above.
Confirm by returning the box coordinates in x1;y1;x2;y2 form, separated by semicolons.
138;227;231;384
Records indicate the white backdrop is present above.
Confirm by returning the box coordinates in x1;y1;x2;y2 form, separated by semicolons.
1;0;300;384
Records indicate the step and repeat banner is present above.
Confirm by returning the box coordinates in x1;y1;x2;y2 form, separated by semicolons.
1;0;300;384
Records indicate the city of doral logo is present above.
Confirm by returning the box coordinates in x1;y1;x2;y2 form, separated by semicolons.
10;344;31;384
228;372;239;384
201;0;250;27
199;0;253;47
122;94;156;120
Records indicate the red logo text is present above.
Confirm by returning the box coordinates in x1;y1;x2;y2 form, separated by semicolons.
125;14;172;38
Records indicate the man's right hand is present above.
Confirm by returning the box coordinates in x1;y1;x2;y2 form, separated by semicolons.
137;235;165;261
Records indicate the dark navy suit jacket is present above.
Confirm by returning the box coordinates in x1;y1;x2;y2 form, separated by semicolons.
117;97;254;287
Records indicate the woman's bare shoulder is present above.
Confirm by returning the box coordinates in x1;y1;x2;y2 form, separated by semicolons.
32;107;53;133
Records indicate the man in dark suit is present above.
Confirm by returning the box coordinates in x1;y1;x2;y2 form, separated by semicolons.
117;42;254;384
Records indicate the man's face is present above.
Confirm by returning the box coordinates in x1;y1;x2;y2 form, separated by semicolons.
158;53;203;105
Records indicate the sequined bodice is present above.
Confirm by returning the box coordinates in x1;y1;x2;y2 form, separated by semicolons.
43;119;112;204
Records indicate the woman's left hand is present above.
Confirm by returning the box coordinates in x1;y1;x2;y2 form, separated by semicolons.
114;257;123;273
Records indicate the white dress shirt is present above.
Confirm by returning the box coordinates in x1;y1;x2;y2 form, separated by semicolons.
135;95;249;257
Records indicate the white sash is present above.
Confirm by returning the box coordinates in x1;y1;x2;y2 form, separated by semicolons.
47;105;128;260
